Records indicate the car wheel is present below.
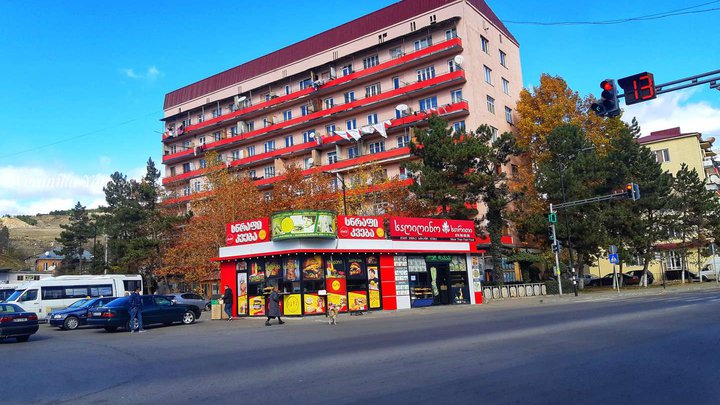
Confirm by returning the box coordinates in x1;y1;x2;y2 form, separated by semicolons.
104;326;118;332
16;335;30;343
63;316;80;331
182;310;196;325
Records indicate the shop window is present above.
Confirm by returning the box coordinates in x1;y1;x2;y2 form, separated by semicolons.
347;256;368;312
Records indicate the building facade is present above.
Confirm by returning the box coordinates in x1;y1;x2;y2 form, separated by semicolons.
160;0;522;225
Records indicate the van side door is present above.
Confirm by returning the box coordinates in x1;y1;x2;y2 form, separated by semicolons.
19;289;40;314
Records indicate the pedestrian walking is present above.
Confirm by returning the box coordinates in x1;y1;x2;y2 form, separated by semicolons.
222;285;234;321
265;285;284;326
128;287;145;333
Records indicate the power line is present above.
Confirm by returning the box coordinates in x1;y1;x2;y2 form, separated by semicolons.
503;1;720;26
0;110;164;160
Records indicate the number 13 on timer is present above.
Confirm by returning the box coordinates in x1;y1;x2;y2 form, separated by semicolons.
618;72;657;105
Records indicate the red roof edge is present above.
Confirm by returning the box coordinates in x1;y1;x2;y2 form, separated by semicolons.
649;127;681;137
163;0;516;110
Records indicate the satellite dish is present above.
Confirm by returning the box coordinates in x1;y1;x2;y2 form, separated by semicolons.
453;55;464;65
237;95;247;102
45;251;50;256
309;132;315;139
710;174;720;185
307;158;314;166
395;104;409;112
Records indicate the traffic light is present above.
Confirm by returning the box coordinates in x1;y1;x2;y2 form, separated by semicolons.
590;79;620;118
618;72;657;105
625;183;641;201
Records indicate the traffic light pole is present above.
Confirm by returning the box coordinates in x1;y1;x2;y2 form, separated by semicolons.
550;203;563;297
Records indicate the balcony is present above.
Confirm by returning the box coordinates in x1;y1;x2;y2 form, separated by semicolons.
161;37;463;144
162;69;466;165
162;101;469;186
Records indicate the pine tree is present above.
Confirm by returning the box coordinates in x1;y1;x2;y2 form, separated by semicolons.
56;202;92;273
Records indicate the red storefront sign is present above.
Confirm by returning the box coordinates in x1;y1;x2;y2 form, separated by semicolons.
337;215;385;239
389;217;476;241
225;218;270;246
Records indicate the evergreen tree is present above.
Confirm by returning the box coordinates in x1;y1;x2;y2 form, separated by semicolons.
56;202;92;273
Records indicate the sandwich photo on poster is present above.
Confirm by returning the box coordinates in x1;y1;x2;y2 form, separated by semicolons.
347;258;364;278
284;258;299;281
248;261;265;282
303;255;323;280
266;259;282;278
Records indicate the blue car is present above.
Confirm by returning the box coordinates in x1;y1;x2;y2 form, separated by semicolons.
0;303;39;343
87;295;199;332
49;297;119;330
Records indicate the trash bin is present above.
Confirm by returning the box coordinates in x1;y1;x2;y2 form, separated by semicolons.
211;299;224;320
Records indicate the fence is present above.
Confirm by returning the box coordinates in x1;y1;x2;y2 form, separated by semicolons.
482;283;547;300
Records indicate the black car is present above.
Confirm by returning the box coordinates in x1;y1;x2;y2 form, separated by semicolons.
49;297;119;330
86;295;200;332
0;303;39;343
627;270;655;285
587;273;640;287
664;270;701;281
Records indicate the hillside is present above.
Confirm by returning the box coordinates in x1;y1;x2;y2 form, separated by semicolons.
0;215;70;268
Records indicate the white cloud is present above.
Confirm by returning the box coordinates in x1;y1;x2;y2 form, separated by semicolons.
121;66;162;81
623;89;720;138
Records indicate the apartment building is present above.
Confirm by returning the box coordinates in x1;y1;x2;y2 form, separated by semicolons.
160;0;522;219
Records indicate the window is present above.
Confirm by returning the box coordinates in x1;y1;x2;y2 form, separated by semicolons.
445;28;457;40
248;170;256;180
285;135;294;148
453;121;466;132
283;110;292;121
213;132;221;142
324;98;334;109
419;96;438;112
247;121;255;131
502;78;510;95
397;134;410;148
182;118;191;127
299;78;312;90
170;166;176;177
505;106;513;124
212;108;222;118
231;149;240;160
197;113;204;123
417;66;436;82
304;157;314;170
481;35;489;53
247;145;256;157
193;181;201;192
399;167;413;180
264;166;276;178
183;185;191;196
170;145;177;154
655;149;670;163
199;159;206;169
451;89;463;104
303;130;315;143
499;50;507;67
264;140;275;153
369;141;385;154
230;126;238;136
392;76;401;89
301;105;311;116
264;93;272;102
344;91;355;103
414;36;432;50
363;54;379;69
484;65;493;84
390;47;404;59
667;251;682;270
229;103;236;112
182;162;191;173
346;119;357;130
490;126;499;142
448;59;459;72
326;124;336;135
367;113;378;125
348;145;359;159
198;136;206;145
341;64;353;76
511;164;519;177
365;83;381;98
487;96;495;114
327;151;338;164
285;85;291;95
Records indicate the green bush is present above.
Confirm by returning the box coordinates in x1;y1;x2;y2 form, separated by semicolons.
15;215;37;226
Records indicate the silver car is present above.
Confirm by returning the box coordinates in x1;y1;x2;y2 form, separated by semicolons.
166;293;211;311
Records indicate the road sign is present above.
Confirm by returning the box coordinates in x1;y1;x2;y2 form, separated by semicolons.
548;212;557;223
609;245;618;254
609;253;619;264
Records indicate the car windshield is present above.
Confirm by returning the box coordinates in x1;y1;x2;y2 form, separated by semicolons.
68;299;92;308
106;297;129;307
6;290;23;302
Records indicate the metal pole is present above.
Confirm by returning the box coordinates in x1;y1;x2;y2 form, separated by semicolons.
337;174;348;216
712;243;719;285
559;173;578;296
551;203;562;296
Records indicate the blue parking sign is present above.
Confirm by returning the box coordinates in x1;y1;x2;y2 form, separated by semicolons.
609;253;619;264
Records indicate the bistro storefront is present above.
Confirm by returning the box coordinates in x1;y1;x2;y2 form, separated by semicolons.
215;211;484;317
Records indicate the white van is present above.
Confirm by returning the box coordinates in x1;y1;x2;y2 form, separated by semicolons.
4;275;143;318
699;256;720;281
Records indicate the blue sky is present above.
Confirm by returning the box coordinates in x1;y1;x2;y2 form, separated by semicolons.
0;0;718;215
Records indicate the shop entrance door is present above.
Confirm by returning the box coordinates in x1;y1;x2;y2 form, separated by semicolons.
434;264;451;305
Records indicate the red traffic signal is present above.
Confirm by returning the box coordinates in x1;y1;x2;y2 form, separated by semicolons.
591;79;620;117
625;183;641;201
618;72;657;105
601;80;614;91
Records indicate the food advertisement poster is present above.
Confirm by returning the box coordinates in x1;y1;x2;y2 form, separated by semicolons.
249;295;265;316
225;218;270;246
348;291;368;311
367;266;379;291
265;259;282;278
369;290;381;309
326;277;347;312
389;217;476;241
271;210;337;240
284;258;300;281
302;255;323;280
326;257;346;278
283;294;302;316
347;258;364;278
337;215;385;239
303;293;326;315
248;261;265;282
237;273;248;315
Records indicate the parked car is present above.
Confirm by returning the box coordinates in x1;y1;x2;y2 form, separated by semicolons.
166;292;211;311
579;274;599;286
86;295;199;332
48;297;119;330
626;270;654;285
665;270;702;281
0;303;39;343
587;273;640;287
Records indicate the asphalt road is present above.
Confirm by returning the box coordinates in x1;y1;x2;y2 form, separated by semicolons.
4;285;720;405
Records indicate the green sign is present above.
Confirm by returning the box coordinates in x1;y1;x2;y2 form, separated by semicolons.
271;210;337;240
548;212;557;224
425;255;453;263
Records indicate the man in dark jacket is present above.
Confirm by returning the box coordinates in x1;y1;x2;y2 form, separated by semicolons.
128;287;145;333
265;285;284;326
222;285;234;321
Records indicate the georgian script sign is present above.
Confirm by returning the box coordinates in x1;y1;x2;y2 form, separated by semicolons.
225;218;270;246
389;217;476;241
337;215;385;239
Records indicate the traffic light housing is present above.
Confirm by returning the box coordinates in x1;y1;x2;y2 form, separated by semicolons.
625;183;641;201
618;72;657;105
591;79;620;118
